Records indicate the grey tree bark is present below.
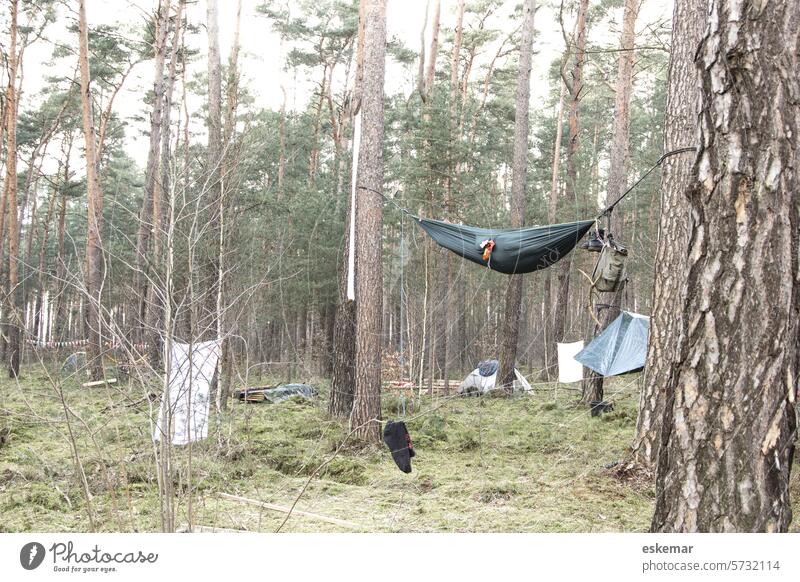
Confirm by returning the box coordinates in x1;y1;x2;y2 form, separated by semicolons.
330;0;366;418
652;0;799;532
631;0;706;467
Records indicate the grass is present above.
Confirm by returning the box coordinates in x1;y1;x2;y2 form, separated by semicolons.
0;364;797;533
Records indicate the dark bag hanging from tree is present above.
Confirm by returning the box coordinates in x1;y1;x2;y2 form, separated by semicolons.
382;420;416;474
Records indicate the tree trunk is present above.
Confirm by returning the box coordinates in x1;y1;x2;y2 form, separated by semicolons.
424;0;440;100
552;0;589;347
53;137;72;343
434;0;464;393
136;0;172;344
78;0;106;381
498;0;535;392
330;123;356;418
205;0;224;412
351;0;386;442
4;0;20;378
543;82;566;378
32;187;59;343
652;0;798;532
582;0;641;405
329;0;365;418
631;0;706;467
147;0;185;369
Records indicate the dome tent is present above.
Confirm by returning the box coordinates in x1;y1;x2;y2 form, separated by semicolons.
575;312;649;377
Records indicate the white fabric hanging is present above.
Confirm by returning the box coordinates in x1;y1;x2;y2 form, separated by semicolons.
514;368;533;393
153;339;221;445
346;111;362;302
557;341;585;383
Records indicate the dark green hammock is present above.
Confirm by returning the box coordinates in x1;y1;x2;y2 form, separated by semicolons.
416;218;595;275
372;149;696;276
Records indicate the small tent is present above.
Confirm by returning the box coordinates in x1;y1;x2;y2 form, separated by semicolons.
575;311;649;377
458;360;531;395
458;360;499;395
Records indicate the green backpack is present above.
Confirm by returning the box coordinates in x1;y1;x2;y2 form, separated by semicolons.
591;240;628;292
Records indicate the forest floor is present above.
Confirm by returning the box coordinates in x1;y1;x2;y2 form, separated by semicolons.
1;364;798;533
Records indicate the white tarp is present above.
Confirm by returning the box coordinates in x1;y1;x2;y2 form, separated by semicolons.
514;369;533;394
557;341;585;383
154;339;221;445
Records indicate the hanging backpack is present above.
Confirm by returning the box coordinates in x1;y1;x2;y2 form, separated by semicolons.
591;238;628;293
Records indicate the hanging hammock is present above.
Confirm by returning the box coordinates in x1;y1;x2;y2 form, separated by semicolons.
354;148;696;278
417;217;595;275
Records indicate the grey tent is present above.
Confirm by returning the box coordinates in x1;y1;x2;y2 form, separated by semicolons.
574;311;649;377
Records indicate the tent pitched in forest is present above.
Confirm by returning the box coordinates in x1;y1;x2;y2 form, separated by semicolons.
575;311;649;377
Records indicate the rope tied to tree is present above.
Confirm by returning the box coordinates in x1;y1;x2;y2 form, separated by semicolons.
597;146;696;219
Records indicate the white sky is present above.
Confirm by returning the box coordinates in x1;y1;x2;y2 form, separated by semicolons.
18;0;674;169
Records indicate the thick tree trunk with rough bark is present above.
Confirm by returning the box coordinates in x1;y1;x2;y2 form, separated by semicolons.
329;1;365;418
631;0;706;467
78;0;105;381
652;0;799;532
351;0;386;442
582;0;641;405
329;149;356;417
498;0;535;391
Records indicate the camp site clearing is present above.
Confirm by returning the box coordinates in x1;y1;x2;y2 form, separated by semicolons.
1;369;798;533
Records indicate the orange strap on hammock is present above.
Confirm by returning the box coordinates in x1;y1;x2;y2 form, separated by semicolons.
480;239;495;262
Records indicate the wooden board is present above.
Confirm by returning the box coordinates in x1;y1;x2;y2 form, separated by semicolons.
218;492;361;530
81;378;117;388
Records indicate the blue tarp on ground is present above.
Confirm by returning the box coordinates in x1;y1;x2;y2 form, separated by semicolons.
575;311;649;377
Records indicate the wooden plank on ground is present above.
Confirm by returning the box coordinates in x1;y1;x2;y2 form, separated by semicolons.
218;493;361;530
82;378;117;388
177;524;247;533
